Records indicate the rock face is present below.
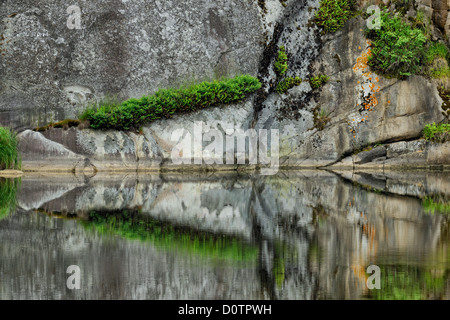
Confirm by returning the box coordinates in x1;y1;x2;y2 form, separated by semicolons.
0;0;263;130
3;0;450;170
329;140;450;170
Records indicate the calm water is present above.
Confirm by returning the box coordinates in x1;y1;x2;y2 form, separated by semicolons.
0;170;449;300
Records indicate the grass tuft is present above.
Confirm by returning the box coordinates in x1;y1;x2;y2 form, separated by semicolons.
276;76;302;94
0;127;21;170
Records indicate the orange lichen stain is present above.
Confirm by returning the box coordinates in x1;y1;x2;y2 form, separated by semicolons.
352;265;366;279
351;41;381;134
387;100;390;104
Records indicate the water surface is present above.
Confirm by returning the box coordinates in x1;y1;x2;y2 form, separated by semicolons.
0;170;449;299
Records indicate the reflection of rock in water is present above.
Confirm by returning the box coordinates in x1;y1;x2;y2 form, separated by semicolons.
1;170;449;299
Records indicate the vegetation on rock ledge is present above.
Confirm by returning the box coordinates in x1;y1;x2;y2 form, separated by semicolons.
366;9;450;80
315;0;357;33
81;75;261;131
422;123;450;143
366;11;427;78
34;75;261;132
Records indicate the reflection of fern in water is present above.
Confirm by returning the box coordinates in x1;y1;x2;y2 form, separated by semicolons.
81;210;258;262
0;178;20;220
422;196;450;214
368;265;447;300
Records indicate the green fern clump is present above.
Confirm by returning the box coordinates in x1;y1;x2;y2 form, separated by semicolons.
422;123;450;143
315;0;357;33
0;127;20;170
276;76;302;94
310;75;329;89
274;46;288;77
81;75;261;131
366;11;427;78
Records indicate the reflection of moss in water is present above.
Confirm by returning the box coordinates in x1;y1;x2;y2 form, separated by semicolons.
81;210;258;263
273;240;298;289
368;265;448;300
0;178;20;220
273;255;285;289
422;196;450;214
308;242;321;267
312;204;328;226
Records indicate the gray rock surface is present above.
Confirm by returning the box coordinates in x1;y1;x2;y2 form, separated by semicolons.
0;0;263;130
4;1;450;171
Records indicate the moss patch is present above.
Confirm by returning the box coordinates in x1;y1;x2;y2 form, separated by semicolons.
34;119;81;132
310;74;329;89
276;76;302;94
